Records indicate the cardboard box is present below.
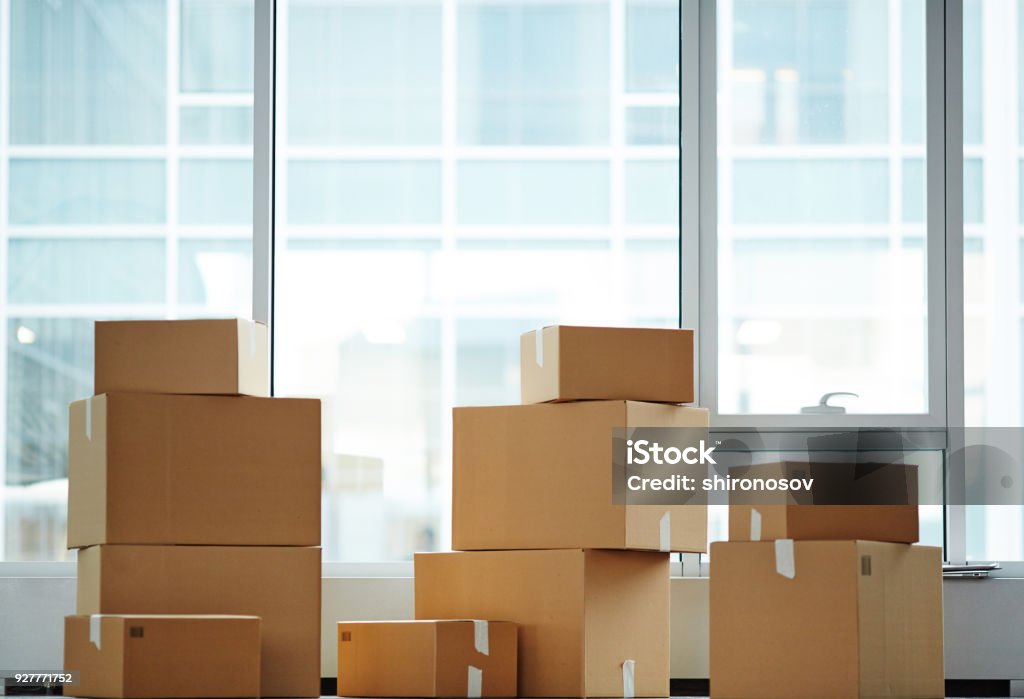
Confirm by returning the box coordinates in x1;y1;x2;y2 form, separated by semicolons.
709;540;944;699
95;319;268;396
415;549;669;698
670;577;708;680
453;401;707;552
76;545;321;698
67;393;321;548
337;620;517;697
728;462;918;543
64;614;260;698
520;326;694;404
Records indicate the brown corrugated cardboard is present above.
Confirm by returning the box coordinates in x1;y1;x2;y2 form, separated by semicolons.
520;326;694;404
76;545;321;698
337;620;517;698
670;578;708;680
67;393;321;548
709;540;944;699
64;614;260;698
415;549;669;698
453;401;707;552
94;319;268;396
728;462;918;543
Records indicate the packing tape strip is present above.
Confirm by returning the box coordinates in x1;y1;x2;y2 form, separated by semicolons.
535;329;544;368
89;614;104;650
750;508;762;542
467;666;483;698
472;620;489;656
246;320;257;356
84;397;92;442
622;659;636;699
775;539;796;579
659;512;671;552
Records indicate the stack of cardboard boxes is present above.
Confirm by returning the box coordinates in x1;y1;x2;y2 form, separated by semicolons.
414;325;708;698
63;319;322;698
710;462;945;698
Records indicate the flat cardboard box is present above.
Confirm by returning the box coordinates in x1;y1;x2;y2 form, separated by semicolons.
64;614;260;698
337;620;517;697
728;462;918;543
710;540;944;699
520;326;694;404
67;393;321;547
453;401;707;552
415;549;669;698
95;319;269;396
76;545;321;698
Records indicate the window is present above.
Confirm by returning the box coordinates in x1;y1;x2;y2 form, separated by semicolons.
273;0;680;561
1;0;254;561
716;0;929;417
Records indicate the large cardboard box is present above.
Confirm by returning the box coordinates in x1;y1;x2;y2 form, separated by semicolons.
95;319;268;396
64;614;261;698
76;545;321;698
728;462;918;544
337;620;517;698
415;549;669;698
453;401;707;552
67;393;321;547
520;326;694;404
710;540;944;699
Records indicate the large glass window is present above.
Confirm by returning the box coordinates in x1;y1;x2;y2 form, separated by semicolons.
717;0;929;416
1;0;253;561
962;0;1024;562
274;0;680;561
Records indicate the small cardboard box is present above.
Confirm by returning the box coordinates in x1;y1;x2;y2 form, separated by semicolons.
337;620;517;697
520;326;694;404
76;545;321;698
453;401;707;552
710;540;944;699
95;319;268;396
728;462;919;543
64;614;261;698
67;393;321;547
415;549;669;698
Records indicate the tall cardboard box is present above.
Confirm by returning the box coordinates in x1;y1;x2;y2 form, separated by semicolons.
337;620;518;698
728;462;919;544
415;549;669;698
520;326;694;404
67;393;321;547
76;545;321;698
710;540;944;699
94;319;269;396
453;401;707;552
64;614;261;698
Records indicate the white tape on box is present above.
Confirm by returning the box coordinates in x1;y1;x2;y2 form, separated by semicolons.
467;666;483;698
472;620;489;656
659;512;671;552
89;614;104;650
535;329;544;368
84;398;92;442
622;659;636;699
775;539;795;579
750;508;762;541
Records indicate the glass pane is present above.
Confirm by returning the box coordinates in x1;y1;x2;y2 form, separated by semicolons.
963;0;1024;561
458;1;610;145
180;0;254;92
2;1;254;561
287;1;442;145
9;160;166;225
276;0;680;561
9;0;166;145
625;0;678;93
718;0;927;415
180;106;254;145
179;160;253;225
